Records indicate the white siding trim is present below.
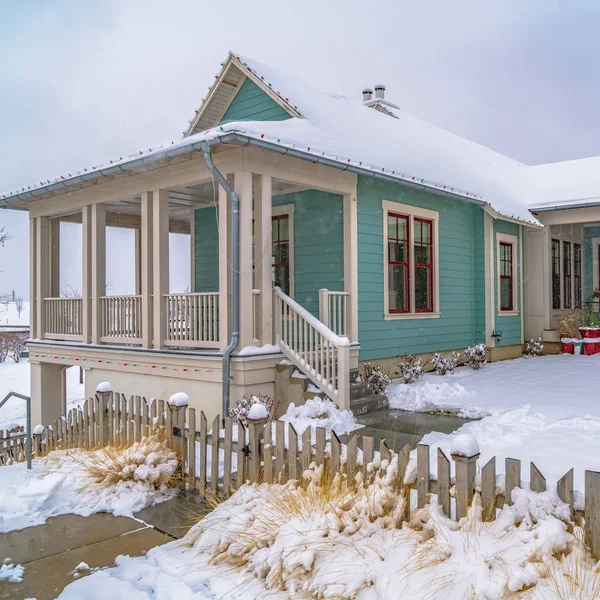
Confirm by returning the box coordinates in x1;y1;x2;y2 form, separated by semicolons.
484;213;495;347
382;200;440;320
272;203;295;299
496;232;519;317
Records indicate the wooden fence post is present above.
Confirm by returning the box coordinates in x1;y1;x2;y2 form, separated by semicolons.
247;416;267;483
452;449;480;520
585;470;600;559
97;391;111;446
417;444;430;508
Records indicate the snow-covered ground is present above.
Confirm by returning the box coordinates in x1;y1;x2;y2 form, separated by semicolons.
0;300;30;326
55;473;596;600
0;359;84;430
0;441;177;533
389;354;600;493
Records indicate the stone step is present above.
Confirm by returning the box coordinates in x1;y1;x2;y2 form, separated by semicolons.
350;381;370;398
350;393;388;417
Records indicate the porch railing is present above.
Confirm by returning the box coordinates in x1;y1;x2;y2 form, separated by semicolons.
274;287;350;409
101;296;142;344
319;289;349;338
44;298;83;340
164;292;219;348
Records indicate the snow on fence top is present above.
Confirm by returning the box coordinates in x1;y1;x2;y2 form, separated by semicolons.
168;392;189;407
95;382;112;393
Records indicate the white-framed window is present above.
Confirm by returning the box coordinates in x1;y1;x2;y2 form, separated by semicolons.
496;233;518;316
271;204;295;297
382;200;440;320
551;228;583;311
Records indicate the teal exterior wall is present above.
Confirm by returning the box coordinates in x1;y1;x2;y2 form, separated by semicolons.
219;78;292;125
357;176;486;361
194;206;219;292
493;220;521;346
584;226;600;300
273;190;344;317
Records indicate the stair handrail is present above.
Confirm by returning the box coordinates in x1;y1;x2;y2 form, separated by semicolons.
275;288;350;347
273;287;350;410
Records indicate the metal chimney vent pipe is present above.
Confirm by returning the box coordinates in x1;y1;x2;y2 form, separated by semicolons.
374;84;385;99
362;88;373;102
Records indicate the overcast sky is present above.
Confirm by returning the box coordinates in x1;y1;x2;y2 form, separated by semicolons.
1;0;600;298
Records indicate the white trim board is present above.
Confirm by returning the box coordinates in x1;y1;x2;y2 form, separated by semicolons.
496;232;519;317
382;200;440;320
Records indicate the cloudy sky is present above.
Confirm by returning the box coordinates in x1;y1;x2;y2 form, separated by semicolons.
1;0;599;298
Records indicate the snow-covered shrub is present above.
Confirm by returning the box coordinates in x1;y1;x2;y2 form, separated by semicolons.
396;354;424;383
431;351;460;375
64;436;178;489
7;333;27;363
525;337;543;357
463;344;487;370
280;397;358;436
229;394;274;426
362;362;390;395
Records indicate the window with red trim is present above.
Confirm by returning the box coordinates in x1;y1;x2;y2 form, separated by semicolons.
414;218;433;312
387;213;409;313
499;242;513;311
387;213;434;313
272;215;290;296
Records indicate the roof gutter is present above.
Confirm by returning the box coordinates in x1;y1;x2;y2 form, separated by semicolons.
1;131;488;210
1;130;539;226
530;200;600;213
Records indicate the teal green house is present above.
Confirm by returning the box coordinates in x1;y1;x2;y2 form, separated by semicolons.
7;51;597;421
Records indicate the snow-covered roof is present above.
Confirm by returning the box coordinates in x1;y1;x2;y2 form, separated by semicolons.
3;51;600;223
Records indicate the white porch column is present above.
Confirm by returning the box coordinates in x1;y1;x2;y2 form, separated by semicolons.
343;193;359;343
90;204;106;345
141;192;154;348
134;227;142;296
218;182;231;351
152;189;169;348
35;217;50;340
82;206;92;344
49;219;60;298
235;171;254;349
29;217;38;339
254;174;273;346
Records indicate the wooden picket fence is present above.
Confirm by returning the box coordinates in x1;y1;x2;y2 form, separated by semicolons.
0;427;27;465
4;391;600;557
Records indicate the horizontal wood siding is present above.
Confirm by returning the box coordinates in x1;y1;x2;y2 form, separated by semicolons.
584;226;600;299
220;78;292;125
357;176;486;361
194;207;219;292
494;219;521;346
273;190;344;317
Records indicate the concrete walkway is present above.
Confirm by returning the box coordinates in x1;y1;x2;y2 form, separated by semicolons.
0;493;207;600
348;408;475;451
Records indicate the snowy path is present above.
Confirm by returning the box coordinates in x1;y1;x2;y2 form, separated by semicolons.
0;360;84;430
389;354;600;493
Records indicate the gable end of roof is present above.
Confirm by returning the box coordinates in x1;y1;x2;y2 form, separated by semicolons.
184;54;302;137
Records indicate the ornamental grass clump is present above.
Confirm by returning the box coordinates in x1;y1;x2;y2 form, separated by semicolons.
49;435;178;490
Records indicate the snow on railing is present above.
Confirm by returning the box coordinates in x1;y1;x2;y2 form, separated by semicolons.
274;287;349;409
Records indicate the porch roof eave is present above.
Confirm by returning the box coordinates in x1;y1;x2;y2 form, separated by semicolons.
1;130;539;228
